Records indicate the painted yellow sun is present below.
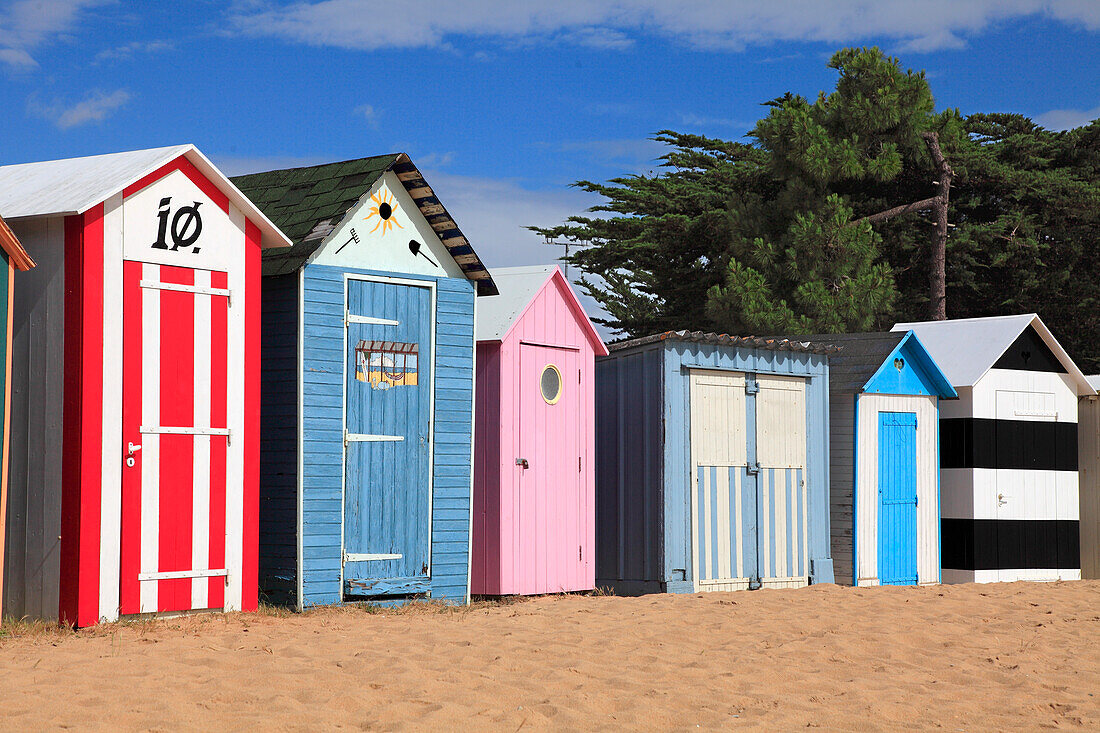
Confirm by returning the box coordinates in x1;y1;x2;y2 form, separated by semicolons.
363;188;403;235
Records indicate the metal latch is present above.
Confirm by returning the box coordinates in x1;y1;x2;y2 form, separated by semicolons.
746;462;761;475
516;458;529;469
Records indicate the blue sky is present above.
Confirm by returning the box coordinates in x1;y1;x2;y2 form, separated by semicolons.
2;0;1099;278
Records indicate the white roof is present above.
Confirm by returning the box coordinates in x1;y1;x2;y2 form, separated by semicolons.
891;314;1094;394
475;265;607;354
475;265;558;340
0;145;290;249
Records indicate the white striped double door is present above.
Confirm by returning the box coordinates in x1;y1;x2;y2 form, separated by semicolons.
689;370;808;591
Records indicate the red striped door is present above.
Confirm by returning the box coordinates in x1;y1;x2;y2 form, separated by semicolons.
120;261;230;615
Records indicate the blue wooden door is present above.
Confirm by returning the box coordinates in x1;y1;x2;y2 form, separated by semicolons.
878;411;918;585
342;279;433;597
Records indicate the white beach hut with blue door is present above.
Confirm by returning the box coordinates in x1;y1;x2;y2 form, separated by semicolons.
893;314;1094;584
796;331;956;586
233;155;496;608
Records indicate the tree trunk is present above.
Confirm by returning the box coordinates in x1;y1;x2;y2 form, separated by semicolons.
923;131;953;321
856;130;954;320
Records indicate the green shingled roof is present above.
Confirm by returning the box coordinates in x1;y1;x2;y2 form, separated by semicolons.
231;154;497;294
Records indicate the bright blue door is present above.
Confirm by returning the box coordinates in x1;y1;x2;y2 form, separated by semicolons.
878;411;918;585
342;279;432;597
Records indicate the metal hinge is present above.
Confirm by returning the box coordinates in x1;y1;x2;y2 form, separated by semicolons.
578;456;582;472
579;545;582;561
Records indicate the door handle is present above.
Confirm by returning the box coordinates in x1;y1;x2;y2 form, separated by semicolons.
997;493;1007;506
515;458;529;469
126;442;142;468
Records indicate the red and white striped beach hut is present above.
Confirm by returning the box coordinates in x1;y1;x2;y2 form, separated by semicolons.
0;146;290;626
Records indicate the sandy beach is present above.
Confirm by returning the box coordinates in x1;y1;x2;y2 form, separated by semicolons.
1;581;1098;731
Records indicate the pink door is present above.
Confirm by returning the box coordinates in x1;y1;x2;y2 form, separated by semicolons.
517;344;584;593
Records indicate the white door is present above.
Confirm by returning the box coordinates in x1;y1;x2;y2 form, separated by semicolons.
756;375;809;588
689;371;750;591
995;389;1058;581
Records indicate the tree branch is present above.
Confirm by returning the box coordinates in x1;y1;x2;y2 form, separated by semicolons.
856;130;954;320
859;196;940;224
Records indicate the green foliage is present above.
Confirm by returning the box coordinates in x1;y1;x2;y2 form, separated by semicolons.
536;47;1100;370
707;195;895;333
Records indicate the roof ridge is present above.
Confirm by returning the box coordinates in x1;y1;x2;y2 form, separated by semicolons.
231;152;401;179
0;144;190;170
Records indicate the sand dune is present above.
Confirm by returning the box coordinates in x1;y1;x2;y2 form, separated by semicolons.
1;581;1098;730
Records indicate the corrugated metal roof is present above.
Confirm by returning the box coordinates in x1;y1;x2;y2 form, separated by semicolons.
0;145;291;250
0;145;189;218
608;330;839;355
475;265;556;340
891;314;1094;393
1087;375;1100;391
231;154;497;294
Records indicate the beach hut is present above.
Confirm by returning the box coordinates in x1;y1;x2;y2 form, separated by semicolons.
232;154;496;609
1079;376;1100;579
595;331;835;594
893;315;1094;583
0;216;35;609
470;265;608;595
0;146;291;627
794;331;956;586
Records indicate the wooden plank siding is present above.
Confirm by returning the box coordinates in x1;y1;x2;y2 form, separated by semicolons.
660;342;833;590
594;345;665;593
298;264;474;607
829;393;856;586
258;273;299;605
1080;395;1100;579
4;216;65;619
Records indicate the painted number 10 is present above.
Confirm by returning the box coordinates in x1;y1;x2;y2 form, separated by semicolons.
152;196;204;253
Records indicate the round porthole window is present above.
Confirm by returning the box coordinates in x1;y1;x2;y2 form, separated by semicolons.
541;364;562;405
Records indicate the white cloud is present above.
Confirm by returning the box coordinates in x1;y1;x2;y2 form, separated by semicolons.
558;137;667;174
0;47;35;67
28;89;132;129
421;168;618;336
0;0;108;67
1036;102;1100;131
229;1;1100;54
353;103;379;125
94;40;174;63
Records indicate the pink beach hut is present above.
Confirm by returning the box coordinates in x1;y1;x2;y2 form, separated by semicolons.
472;266;608;595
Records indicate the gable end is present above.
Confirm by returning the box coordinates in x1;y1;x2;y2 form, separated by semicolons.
993;325;1066;373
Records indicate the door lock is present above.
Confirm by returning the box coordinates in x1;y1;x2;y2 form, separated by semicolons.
126;442;142;468
515;458;529;469
997;493;1007;506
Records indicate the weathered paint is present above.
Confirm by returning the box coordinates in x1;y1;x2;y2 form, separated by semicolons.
1079;390;1100;579
595;335;833;594
2;149;280;626
472;268;605;595
291;264;474;607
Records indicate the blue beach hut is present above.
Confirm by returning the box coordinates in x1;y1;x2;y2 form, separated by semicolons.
233;155;496;608
595;331;836;594
797;331;956;586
